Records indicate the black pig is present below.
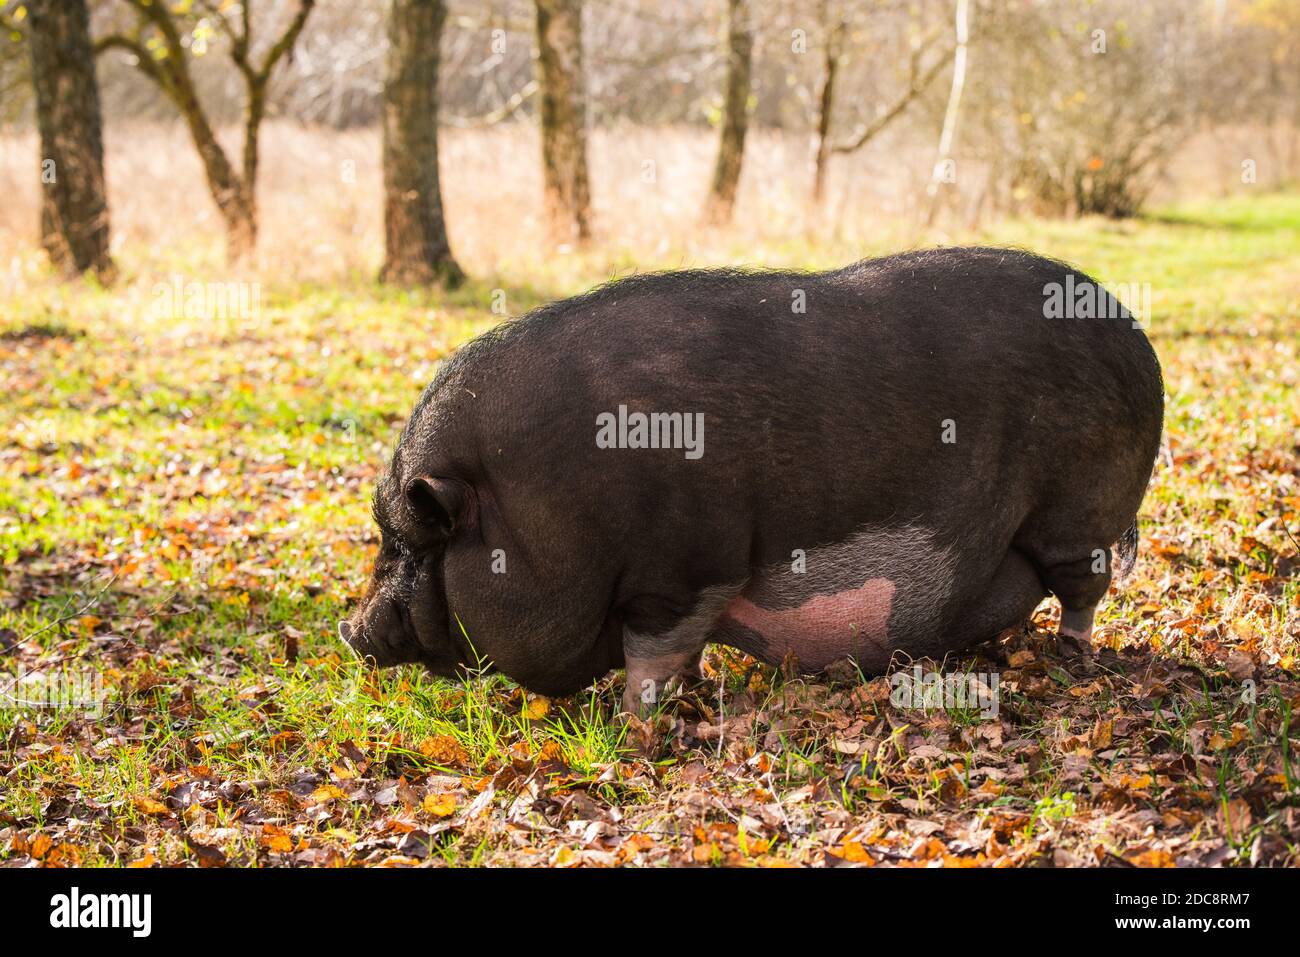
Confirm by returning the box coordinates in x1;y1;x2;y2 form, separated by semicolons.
339;247;1163;715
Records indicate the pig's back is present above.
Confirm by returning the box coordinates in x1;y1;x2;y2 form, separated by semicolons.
510;245;1160;511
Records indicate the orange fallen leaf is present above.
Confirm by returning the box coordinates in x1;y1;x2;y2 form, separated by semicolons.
267;731;303;752
45;843;82;867
133;796;171;817
831;840;874;864
310;784;348;803
553;846;578;866
261;824;295;853
29;833;53;860
422;793;458;817
418;735;468;765
1090;719;1114;749
1126;848;1175;867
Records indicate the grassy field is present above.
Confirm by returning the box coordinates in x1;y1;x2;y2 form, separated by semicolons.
1;190;1298;867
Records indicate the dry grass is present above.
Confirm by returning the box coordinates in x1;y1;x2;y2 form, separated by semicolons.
1;120;1287;293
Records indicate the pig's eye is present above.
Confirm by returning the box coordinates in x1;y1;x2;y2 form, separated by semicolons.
379;538;403;561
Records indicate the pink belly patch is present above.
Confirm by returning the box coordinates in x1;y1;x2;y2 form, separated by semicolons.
725;578;896;664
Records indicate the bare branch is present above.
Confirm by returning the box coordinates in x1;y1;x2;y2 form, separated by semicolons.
443;79;539;128
0;10;24;36
830;42;956;155
254;0;314;84
196;0;250;73
93;31;167;88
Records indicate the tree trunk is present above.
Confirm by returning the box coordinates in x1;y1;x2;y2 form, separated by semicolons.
380;0;464;285
812;18;846;204
924;0;971;226
704;0;754;223
27;0;114;279
240;80;268;259
165;52;256;263
535;0;591;244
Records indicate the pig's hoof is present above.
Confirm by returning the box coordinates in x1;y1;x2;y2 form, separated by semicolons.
620;670;693;719
618;685;658;722
1055;631;1094;660
1056;606;1096;661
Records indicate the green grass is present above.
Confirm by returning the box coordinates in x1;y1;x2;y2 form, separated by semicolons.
1;190;1298;866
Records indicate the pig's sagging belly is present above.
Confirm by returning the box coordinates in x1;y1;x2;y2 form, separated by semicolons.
711;525;957;672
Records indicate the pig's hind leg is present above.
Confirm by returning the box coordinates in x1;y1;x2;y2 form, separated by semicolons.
1032;546;1114;651
942;548;1047;652
1013;514;1119;652
619;585;742;716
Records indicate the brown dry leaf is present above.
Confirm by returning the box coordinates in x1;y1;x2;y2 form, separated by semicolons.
132;795;171;817
45;843;82;867
1225;650;1255;681
184;837;229;867
261;824;294;853
1150;540;1183;558
1219;798;1252;838
418;735;469;765
310;784;348;803
830;840;874;864
28;833;53;860
692;842;719;864
620;713;658;757
1069;680;1104;698
617;833;656;863
1207;725;1246;750
1126;847;1176;867
1117;773;1153;792
422;793;458;818
1090;719;1114;749
267;731;303;752
538;740;566;762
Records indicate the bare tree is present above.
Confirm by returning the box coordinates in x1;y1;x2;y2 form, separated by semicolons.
924;0;970;225
535;0;591;244
381;0;463;286
810;6;847;204
703;0;754;223
810;5;954;203
95;0;315;262
0;3;32;123
25;0;114;279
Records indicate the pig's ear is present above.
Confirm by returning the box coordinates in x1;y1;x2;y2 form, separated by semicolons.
403;476;462;534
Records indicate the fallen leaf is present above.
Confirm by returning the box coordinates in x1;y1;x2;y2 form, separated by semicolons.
132;796;171;817
422;793;458;818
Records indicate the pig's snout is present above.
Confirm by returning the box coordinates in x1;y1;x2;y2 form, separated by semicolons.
337;601;412;666
338;616;376;662
337;620;358;655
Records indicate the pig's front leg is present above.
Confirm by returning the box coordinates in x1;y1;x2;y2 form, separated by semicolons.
618;586;741;717
621;638;704;716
